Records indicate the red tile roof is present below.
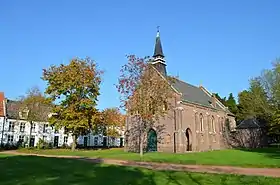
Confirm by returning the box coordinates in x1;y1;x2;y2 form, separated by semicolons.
0;92;4;117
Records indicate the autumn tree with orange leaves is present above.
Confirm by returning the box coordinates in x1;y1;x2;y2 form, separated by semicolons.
116;55;174;156
102;107;125;137
42;57;102;151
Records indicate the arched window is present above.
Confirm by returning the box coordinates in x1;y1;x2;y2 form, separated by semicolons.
199;113;204;132
211;116;215;133
220;117;224;132
207;115;211;132
194;112;198;131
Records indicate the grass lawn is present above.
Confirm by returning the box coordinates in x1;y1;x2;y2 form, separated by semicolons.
15;147;280;168
0;154;279;185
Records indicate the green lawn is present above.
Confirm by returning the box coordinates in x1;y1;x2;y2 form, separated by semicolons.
15;147;280;168
0;154;279;185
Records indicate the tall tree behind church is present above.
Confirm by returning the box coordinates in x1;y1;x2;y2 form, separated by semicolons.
226;93;238;115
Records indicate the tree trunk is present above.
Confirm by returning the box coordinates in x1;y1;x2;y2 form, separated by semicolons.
139;133;143;157
71;134;77;151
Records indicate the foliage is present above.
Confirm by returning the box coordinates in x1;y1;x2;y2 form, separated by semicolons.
236;79;272;123
102;107;125;137
225;93;238;115
37;138;49;149
18;86;52;122
116;55;174;156
42;57;103;151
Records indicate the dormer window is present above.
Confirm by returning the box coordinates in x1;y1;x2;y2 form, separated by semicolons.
19;108;29;119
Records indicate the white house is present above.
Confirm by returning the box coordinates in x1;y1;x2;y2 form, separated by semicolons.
0;92;124;148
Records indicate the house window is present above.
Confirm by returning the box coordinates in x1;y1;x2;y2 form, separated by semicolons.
64;127;69;134
7;135;14;143
211;116;215;133
8;122;15;132
63;136;68;144
199;113;204;132
19;135;24;143
94;137;98;146
43;136;47;141
43;124;48;133
31;123;36;132
55;128;59;134
20;123;25;132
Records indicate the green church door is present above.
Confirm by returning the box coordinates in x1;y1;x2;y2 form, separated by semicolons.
147;129;157;152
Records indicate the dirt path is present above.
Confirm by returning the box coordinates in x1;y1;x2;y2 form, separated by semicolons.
2;150;280;178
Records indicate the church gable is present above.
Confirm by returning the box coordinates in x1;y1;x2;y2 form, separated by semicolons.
150;29;230;113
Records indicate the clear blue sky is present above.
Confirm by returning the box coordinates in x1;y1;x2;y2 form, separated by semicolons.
1;0;280;110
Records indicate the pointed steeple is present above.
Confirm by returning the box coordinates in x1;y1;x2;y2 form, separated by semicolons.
153;28;164;58
152;27;167;76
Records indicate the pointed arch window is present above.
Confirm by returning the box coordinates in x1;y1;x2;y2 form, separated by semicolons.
211;116;215;133
199;113;204;132
194;112;198;131
220;117;224;132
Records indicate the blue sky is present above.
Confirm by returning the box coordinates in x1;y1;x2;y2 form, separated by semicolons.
1;0;280;110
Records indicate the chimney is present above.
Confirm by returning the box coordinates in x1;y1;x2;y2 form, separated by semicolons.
211;94;216;108
0;92;4;117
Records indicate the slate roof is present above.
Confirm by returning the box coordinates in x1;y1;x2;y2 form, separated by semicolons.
169;78;226;111
236;118;267;129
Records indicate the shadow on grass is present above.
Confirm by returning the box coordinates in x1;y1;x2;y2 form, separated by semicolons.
0;155;157;185
0;155;280;185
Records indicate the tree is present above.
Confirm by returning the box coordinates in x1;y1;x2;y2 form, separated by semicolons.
19;86;52;147
42;57;102;151
102;108;125;137
101;107;125;147
226;93;238;115
236;79;272;123
116;55;174;156
255;60;280;133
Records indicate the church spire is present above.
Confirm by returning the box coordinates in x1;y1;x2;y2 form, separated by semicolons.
152;27;167;76
153;27;164;58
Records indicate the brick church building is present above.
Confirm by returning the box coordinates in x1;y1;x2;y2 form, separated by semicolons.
125;30;236;153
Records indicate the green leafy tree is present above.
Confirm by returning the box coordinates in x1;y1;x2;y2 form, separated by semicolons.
236;79;272;123
226;93;238;115
42;57;103;151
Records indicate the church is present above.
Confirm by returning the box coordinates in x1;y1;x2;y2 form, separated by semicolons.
125;30;236;153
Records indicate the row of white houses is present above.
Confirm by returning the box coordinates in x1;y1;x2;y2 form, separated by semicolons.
0;93;125;148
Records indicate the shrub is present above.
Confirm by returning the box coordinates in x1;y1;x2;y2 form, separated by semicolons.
37;138;49;149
